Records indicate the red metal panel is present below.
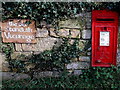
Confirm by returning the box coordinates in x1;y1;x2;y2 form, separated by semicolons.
92;10;118;67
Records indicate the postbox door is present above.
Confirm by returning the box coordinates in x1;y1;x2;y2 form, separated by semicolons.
92;26;116;67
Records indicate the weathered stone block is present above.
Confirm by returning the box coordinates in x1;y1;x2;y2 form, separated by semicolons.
82;30;91;39
34;71;53;78
22;43;36;51
73;70;82;75
33;51;41;55
49;28;59;37
68;40;88;52
66;62;90;69
70;29;80;38
59;19;80;28
0;53;10;72
11;52;32;61
52;71;60;77
36;20;40;27
69;40;90;50
15;44;23;51
22;37;61;52
78;41;85;50
118;34;120;49
50;29;80;38
75;12;91;18
57;29;70;37
86;23;91;29
119;26;120;32
40;21;47;27
87;47;91;51
79;56;90;62
117;51;120;63
75;13;84;17
85;12;91;18
86;17;91;23
36;28;48;38
69;39;75;45
87;52;91;56
71;58;78;62
71;56;90;62
2;72;30;80
25;62;35;71
2;62;10;72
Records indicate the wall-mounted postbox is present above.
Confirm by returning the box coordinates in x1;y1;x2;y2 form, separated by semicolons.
92;10;119;67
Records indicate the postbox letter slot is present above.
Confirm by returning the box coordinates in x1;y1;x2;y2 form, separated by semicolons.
96;19;114;21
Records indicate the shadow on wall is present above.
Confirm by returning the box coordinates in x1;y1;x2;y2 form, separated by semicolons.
8;38;91;74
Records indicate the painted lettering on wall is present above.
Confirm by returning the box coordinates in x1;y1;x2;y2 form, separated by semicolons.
1;19;36;43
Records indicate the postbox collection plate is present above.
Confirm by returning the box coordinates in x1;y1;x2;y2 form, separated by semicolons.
100;31;110;46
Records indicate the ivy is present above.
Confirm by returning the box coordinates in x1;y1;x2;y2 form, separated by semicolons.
29;38;82;72
2;2;120;24
2;66;120;88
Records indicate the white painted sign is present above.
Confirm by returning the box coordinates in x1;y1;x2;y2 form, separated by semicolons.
100;32;110;46
1;19;36;43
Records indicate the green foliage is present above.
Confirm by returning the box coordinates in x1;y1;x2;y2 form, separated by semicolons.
2;2;120;24
29;38;82;72
2;66;120;88
0;38;89;73
81;66;120;88
9;60;26;73
1;44;13;59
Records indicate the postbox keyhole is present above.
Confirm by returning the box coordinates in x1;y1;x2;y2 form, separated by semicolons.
104;27;107;30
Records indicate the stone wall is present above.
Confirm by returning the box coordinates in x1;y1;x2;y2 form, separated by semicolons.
0;12;120;72
117;17;120;66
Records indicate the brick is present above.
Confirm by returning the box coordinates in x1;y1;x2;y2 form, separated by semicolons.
82;30;91;39
36;28;48;38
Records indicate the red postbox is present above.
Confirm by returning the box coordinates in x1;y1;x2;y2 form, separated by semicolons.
92;10;119;67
